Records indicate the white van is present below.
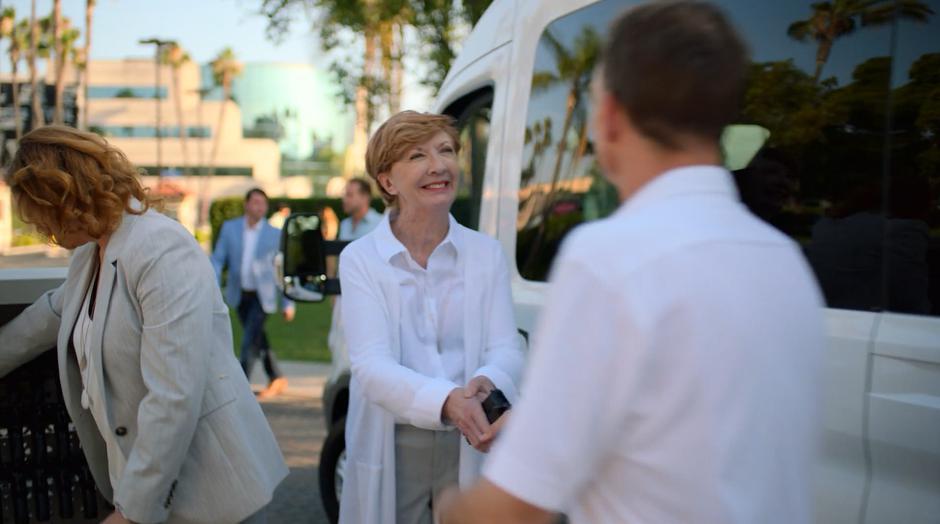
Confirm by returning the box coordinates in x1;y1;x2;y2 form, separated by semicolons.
313;0;940;522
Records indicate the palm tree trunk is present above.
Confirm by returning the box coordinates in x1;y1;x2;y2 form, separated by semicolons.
29;0;43;130
571;120;589;169
547;89;578;197
11;57;23;140
813;40;832;83
53;49;68;126
364;31;377;131
197;95;211;229
173;69;190;176
392;23;404;115
344;32;376;177
82;0;94;130
52;0;63;125
380;22;398;115
207;81;229;180
522;87;578;272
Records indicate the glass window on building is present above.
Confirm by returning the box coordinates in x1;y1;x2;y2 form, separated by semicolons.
96;126;210;139
87;86;168;99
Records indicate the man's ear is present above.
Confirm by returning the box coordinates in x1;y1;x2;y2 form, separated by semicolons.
597;91;630;146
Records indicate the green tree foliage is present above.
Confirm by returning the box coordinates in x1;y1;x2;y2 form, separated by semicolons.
787;0;934;82
257;0;494;104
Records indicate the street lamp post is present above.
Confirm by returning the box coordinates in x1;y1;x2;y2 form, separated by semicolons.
138;37;175;186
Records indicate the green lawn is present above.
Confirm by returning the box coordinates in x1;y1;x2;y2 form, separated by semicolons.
228;301;334;362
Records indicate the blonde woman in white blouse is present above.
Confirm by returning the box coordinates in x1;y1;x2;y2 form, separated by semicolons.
337;111;524;524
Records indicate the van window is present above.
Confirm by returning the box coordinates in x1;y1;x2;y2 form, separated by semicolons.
515;1;621;281
446;88;493;231
887;6;939;316
516;0;937;316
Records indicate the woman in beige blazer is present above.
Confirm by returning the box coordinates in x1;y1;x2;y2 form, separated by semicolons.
0;126;288;524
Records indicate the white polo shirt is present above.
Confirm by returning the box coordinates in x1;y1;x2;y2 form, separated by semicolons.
484;166;825;523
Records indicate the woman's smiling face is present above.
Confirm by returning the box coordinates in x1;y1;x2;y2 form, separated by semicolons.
378;131;459;214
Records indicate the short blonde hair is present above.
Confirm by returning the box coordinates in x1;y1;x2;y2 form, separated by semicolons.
5;125;160;242
365;111;460;207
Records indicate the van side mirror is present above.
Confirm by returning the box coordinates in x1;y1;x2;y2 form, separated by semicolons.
277;212;349;302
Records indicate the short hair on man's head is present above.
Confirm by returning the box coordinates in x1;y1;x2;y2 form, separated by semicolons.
245;187;268;202
601;0;749;149
365;111;460;206
348;177;373;198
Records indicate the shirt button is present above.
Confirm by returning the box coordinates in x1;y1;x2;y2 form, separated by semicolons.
115;426;128;437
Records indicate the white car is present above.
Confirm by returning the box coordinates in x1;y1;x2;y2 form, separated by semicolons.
313;0;940;523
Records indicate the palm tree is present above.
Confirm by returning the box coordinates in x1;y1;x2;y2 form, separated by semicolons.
202;48;242;225
6;19;28;141
161;42;192;176
531;27;600;200
52;20;79;125
788;0;934;83
314;0;410;176
28;0;43;130
51;0;63;123
0;7;14;78
207;47;242;177
81;0;96;130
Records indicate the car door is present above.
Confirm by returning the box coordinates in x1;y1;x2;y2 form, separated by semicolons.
863;4;940;521
502;1;892;521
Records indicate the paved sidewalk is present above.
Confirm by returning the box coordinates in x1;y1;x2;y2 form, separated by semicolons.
251;361;334;524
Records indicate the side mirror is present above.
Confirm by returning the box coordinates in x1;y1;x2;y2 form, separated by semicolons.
278;212;349;302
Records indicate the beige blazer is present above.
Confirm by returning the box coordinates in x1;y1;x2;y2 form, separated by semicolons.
0;208;288;524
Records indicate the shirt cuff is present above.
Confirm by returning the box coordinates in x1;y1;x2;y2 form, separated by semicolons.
483;448;567;514
411;377;459;430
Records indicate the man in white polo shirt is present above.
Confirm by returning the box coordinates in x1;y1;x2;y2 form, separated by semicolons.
438;1;825;523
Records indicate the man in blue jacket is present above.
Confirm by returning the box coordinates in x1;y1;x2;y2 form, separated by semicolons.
212;188;295;399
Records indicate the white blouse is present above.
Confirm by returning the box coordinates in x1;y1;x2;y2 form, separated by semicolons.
387;219;466;389
72;271;127;490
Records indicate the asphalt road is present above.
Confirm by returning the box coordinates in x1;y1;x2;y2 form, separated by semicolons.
252;363;333;524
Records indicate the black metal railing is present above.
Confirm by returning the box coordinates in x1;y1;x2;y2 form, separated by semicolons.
0;348;109;524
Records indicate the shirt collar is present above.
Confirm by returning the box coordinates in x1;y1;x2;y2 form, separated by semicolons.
245;218;262;232
620;165;739;215
373;213;462;263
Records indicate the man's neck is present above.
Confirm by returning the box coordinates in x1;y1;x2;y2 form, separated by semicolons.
351;207;368;224
246;216;261;228
613;141;721;202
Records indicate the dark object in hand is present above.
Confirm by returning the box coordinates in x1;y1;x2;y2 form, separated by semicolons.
481;389;511;424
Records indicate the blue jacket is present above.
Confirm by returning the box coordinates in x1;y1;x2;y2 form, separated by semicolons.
211;216;291;314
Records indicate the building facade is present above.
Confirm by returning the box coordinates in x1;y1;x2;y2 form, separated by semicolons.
85;58;314;214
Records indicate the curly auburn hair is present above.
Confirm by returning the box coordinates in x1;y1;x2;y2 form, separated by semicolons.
4;125;160;243
365;111;460;207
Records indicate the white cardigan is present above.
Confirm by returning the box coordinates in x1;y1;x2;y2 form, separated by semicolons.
337;215;524;524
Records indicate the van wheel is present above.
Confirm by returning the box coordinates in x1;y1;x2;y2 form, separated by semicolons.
319;416;346;524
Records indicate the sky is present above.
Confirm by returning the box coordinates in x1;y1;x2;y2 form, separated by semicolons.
1;0;319;65
0;0;432;110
